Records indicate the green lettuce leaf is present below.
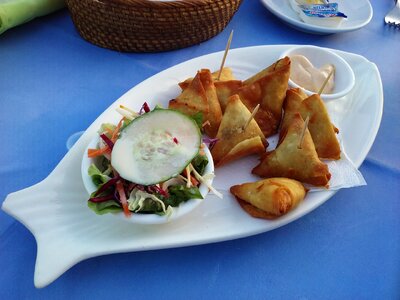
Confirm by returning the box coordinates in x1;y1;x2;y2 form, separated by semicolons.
191;153;208;175
165;185;203;207
190;112;203;130
88;200;122;215
88;163;111;187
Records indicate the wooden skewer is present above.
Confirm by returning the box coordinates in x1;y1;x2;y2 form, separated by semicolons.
318;66;335;95
297;114;310;149
217;30;234;81
242;104;260;131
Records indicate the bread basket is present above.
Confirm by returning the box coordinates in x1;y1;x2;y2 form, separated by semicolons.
65;0;243;52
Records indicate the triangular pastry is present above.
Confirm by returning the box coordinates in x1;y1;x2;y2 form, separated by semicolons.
169;71;209;117
211;94;267;167
178;67;236;90
169;69;223;138
214;80;243;113
281;88;341;160
252;113;331;186
198;69;222;138
230;178;307;219
238;56;291;137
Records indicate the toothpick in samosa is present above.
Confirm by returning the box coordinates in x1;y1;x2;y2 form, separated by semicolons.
238;57;291;137
253;113;331;187
281;88;341;160
178;67;236;90
211;94;267;167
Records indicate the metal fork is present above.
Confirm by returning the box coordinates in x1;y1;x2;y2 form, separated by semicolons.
385;0;400;26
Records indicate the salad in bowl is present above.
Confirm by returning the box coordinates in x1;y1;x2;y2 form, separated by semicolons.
81;103;217;224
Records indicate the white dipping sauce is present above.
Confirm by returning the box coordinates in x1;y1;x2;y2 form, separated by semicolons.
290;55;335;94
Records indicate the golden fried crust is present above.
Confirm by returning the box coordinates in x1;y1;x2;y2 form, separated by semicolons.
300;94;341;160
212;67;235;81
178;67;236;90
198;69;222;138
243;57;290;86
211;94;267;166
281;89;341;160
230;177;307;219
215;137;266;167
238;57;291;137
168;100;203;117
280;88;308;140
169;71;209;114
214;80;243;113
171;69;222;138
252;113;331;187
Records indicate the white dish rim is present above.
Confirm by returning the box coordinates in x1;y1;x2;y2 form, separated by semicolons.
280;45;356;100
260;0;373;34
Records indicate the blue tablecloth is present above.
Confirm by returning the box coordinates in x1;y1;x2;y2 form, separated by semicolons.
1;1;399;298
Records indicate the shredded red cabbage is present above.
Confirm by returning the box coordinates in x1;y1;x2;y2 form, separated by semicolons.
147;185;168;197
94;175;120;197
89;194;116;203
100;133;114;150
203;137;219;150
140;102;151;114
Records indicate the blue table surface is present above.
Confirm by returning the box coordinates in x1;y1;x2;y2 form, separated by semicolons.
1;1;399;298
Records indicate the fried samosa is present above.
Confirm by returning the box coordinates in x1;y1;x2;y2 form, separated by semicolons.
252;113;331;186
178;67;236;90
198;69;223;138
238;56;291;137
214;80;243;112
211;94;267;167
169;69;222;138
231;178;307;219
169;71;209;117
281;88;341;160
213;67;235;81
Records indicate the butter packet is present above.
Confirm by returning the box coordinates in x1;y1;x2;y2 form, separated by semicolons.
289;0;347;27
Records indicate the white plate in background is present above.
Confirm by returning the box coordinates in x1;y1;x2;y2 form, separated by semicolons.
260;0;373;34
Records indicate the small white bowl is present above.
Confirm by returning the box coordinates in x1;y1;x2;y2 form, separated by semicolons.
281;45;355;101
81;135;214;225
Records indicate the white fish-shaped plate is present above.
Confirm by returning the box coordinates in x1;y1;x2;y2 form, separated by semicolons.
2;45;383;288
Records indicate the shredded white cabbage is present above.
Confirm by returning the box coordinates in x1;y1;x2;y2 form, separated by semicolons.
189;164;223;199
185;165;191;188
127;188;168;213
115;107;135;120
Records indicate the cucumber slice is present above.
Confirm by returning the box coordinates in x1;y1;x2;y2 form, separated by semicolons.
111;109;201;185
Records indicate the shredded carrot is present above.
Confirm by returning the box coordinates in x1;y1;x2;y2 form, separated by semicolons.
111;117;124;142
87;147;111;158
116;180;131;217
88;117;125;158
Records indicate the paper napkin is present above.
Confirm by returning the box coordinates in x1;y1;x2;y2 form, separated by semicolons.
0;0;64;34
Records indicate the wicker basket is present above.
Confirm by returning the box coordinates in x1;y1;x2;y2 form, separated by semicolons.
65;0;243;52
